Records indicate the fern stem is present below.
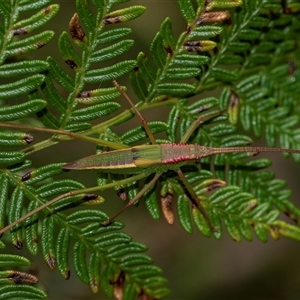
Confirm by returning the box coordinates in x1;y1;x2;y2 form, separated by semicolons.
195;4;263;92
0;97;178;156
0;122;129;154
0;172;147;236
84;97;178;136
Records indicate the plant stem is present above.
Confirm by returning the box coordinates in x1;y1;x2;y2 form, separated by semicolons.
0;172;147;236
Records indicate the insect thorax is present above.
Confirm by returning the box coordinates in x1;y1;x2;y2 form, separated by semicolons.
160;144;209;164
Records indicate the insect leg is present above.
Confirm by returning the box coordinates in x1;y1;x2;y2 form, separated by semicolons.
176;110;226;232
102;81;160;223
102;173;161;225
180;109;226;144
177;169;217;232
113;80;157;145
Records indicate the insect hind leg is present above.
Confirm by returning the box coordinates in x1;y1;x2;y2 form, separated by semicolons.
177;169;218;232
176;108;225;232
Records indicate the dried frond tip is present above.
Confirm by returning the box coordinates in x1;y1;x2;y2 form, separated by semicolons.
69;13;86;44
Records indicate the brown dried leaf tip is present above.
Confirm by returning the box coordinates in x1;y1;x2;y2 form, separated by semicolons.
205;179;226;192
117;188;128;201
229;90;239;108
21;171;31;182
161;193;174;225
197;11;230;25
228;89;240;124
14;240;23;249
43;5;51;14
284;211;299;224
246;199;258;211
111;271;125;300
82;193;99;201
90;277;100;294
164;45;173;55
102;16;121;25
65;59;78;69
77;90;92;98
138;290;155;300
184;40;203;52
69;13;86;43
46;255;56;270
63;269;70;280
35;41;46;49
9;271;38;284
24;134;34;144
270;225;280;240
184;40;216;52
11;28;28;35
82;194;105;205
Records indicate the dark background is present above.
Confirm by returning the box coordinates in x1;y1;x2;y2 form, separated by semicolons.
7;1;300;299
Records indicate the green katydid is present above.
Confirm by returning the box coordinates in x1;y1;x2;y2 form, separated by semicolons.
1;79;300;236
62;81;300;229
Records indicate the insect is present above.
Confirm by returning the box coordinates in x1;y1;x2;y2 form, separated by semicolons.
0;80;300;235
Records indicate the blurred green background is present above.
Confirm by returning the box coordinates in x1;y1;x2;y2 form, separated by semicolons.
7;1;300;299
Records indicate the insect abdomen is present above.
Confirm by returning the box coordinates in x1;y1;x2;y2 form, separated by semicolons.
63;148;137;170
63;145;162;171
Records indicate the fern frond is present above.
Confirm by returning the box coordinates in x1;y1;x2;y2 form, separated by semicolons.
0;253;46;299
123;0;300;239
2;161;170;297
0;2;57;60
218;0;300;160
0;1;171;298
0;1;56;124
0;0;299;298
37;1;145;135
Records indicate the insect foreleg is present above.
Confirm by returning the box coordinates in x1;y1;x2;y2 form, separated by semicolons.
101;173;161;226
113;80;157;145
180;109;226;144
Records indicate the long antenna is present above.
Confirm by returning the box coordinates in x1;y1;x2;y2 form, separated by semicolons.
207;146;300;156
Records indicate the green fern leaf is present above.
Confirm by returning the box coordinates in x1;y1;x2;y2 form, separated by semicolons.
0;0;300;298
0;254;46;298
12;4;59;34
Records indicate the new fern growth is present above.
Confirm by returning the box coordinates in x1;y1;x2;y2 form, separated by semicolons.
0;0;300;299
